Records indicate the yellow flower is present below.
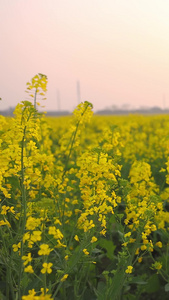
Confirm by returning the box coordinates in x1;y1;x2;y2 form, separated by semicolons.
56;240;66;248
72;199;78;204
74;235;79;242
39;288;53;299
83;248;89;255
23;232;30;243
64;255;69;260
125;265;133;274
138;257;142;263
48;226;57;235
9;206;15;214
31;231;42;242
1;205;10;215
48;227;63;239
124;232;131;238
100;229;106;236
22;253;32;266
143;239;149;244
155;241;162;248
39;293;53;299
40;288;49;294
135;248;139;255
26;216;41;230
152;261;162;270
12;242;21;252
41;262;53;274
24;265;34;273
38;244;52;255
28;240;34;249
91;236;97;243
61;274;69;282
129;238;136;243
0;220;10;226
122;242;128;247
151;224;157;231
22;289;36;299
141;245;147;251
54;219;62;225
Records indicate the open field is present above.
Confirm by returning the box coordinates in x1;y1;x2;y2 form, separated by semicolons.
1;101;169;299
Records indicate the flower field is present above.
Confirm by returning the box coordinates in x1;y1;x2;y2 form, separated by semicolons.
1;99;169;299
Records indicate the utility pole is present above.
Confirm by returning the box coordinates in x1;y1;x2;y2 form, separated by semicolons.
57;90;60;111
163;94;166;110
77;81;81;105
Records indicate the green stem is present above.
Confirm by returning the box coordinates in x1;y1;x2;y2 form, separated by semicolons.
43;268;47;294
61;104;90;226
52;281;64;299
34;88;37;110
0;226;14;299
52;238;90;298
149;251;168;282
18;127;27;300
106;233;141;300
8;255;15;300
62;103;90;181
166;243;169;275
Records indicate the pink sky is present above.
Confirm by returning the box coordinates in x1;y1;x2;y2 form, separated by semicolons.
1;0;169;112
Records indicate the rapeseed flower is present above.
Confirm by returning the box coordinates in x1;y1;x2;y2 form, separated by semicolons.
22;289;36;300
74;235;79;242
1;205;10;215
12;242;21;252
48;226;63;239
155;241;162;248
24;265;34;273
125;266;133;274
41;262;53;274
31;231;42;242
83;248;89;255
23;232;30;243
26;217;41;230
91;236;97;243
60;274;69;282
22;253;32;266
152;261;162;270
38;244;52;255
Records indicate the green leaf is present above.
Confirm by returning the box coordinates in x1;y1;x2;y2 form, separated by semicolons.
145;274;160;293
98;238;116;260
165;283;169;292
130;276;147;285
107;268;126;299
96;281;107;300
92;248;102;254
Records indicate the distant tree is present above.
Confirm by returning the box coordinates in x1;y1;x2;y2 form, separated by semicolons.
25;73;48;110
111;105;118;111
121;103;130;110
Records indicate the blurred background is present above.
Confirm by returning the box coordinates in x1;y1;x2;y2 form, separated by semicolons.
1;0;169;113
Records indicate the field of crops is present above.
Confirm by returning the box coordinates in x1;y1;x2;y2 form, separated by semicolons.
1;99;169;299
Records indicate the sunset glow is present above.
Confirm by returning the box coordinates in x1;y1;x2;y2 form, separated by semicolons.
1;0;169;111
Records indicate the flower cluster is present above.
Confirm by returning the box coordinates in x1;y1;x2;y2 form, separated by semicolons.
2;96;169;299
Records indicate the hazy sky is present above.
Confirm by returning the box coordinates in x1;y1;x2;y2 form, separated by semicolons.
1;0;169;112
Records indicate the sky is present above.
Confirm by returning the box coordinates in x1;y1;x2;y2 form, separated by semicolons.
1;0;169;112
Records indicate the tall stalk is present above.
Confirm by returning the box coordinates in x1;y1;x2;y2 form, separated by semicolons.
61;103;91;226
18;125;27;299
34;88;37;110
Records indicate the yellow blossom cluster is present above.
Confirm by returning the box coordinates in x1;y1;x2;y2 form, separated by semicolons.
2;98;169;299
